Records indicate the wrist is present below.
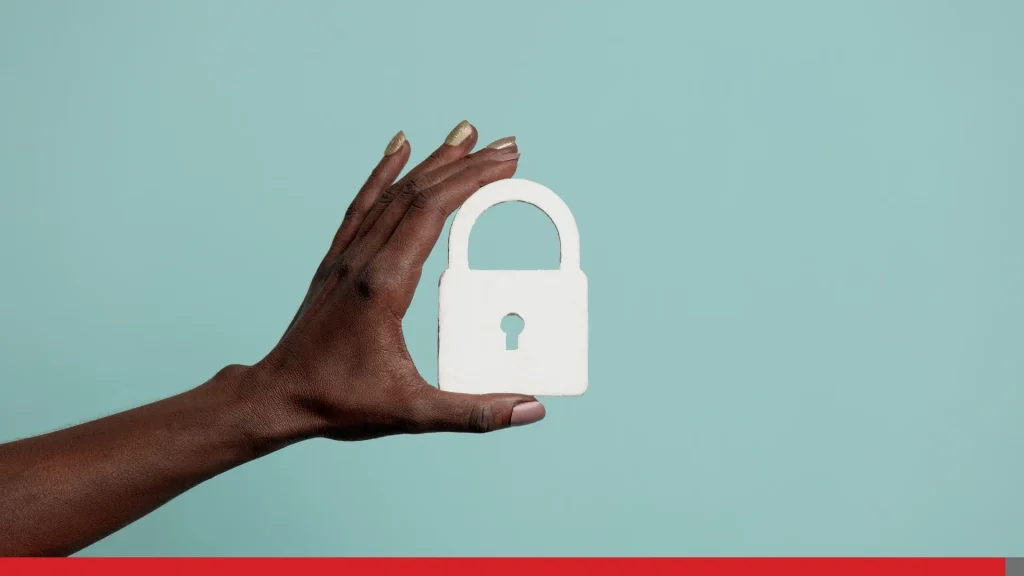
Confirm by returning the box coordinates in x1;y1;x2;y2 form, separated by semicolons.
207;363;320;457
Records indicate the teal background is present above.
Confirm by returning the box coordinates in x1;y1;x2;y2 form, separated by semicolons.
1;0;1022;556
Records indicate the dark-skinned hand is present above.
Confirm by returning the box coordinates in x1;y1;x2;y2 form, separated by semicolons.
0;121;544;557
241;120;545;442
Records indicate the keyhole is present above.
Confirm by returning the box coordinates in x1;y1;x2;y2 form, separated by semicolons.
501;313;525;351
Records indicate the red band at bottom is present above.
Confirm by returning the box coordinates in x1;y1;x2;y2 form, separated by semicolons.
0;557;1007;576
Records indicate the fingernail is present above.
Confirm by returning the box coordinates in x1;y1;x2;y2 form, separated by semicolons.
384;130;406;156
445;120;474;146
492;151;520;162
510;401;545;427
486;136;516;150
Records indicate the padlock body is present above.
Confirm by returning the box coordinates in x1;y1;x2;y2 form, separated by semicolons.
438;268;588;396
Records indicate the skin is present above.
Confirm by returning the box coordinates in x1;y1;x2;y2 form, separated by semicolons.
0;123;544;557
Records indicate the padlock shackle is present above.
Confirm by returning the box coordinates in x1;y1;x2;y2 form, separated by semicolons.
447;179;581;271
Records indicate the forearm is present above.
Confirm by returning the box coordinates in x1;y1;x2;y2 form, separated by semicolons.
0;365;296;556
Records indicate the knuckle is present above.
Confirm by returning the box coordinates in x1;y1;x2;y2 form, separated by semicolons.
332;257;353;281
399;177;421;198
376;186;398;205
466;403;495;433
353;263;394;301
353;268;376;301
410;191;432;211
411;191;448;220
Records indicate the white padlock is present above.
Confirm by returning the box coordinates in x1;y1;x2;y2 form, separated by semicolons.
438;178;588;397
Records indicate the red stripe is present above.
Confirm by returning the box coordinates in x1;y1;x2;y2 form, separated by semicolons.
0;557;1006;576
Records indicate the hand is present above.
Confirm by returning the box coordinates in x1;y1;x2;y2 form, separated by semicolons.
0;121;546;557
237;121;545;443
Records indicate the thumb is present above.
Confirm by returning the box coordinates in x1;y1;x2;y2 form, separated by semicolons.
412;388;545;434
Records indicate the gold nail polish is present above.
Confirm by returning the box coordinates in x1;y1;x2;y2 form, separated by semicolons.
492;151;520;162
384;130;406;156
486;136;516;150
444;120;473;146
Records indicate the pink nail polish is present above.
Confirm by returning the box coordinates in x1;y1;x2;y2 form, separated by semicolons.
510;401;545;427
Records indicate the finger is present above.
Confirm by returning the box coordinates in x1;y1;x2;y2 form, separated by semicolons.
407;119;481;179
409;387;545;434
356;146;520;257
379;156;519;274
325;130;410;260
412;137;517;188
353;120;480;241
